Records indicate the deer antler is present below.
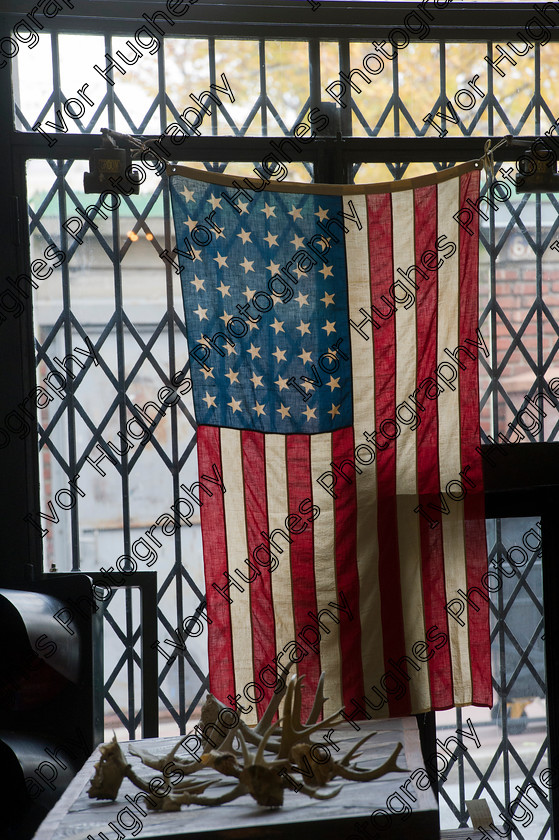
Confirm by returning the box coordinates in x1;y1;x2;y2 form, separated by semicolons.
253;658;296;735
165;783;248;809
290;731;405;788
276;676;343;760
198;660;296;752
88;735;130;800
89;670;407;812
298;782;343;800
305;671;327;725
339;730;378;766
332;741;406;781
128;739;200;774
145;778;215;810
237;726;288;807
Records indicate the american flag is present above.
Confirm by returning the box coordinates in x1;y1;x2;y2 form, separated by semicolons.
169;162;491;722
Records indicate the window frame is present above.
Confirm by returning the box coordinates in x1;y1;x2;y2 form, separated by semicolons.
2;2;559;834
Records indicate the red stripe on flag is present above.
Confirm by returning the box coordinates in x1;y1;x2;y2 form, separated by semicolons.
459;170;491;706
332;426;364;710
414;183;454;710
241;430;277;719
367;192;409;717
197;425;236;704
286;435;320;719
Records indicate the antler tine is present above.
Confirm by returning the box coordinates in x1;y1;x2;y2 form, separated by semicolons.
339;731;378;766
276;677;298;759
217;725;238;755
128;738;195;771
291;705;343;739
298;782;343;800
254;696;282;737
292;675;304;729
127;744;162;769
255;718;285;766
333;742;406;782
236;729;252;766
173;783;248;807
305;671;327;725
166;778;215;795
384;742;407;774
276;677;343;760
171;777;218;792
254;659;295;735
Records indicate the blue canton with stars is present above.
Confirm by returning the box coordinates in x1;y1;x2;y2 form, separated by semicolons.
169;173;353;434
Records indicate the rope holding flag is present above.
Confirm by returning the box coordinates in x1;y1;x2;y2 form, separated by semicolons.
168;161;492;723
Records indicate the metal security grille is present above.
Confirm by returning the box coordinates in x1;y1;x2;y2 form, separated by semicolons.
13;23;558;836
436;518;548;837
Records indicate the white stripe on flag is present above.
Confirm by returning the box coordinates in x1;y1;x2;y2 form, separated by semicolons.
344;193;385;709
265;435;296;692
220;427;258;725
310;432;343;716
436;177;472;705
392;188;430;713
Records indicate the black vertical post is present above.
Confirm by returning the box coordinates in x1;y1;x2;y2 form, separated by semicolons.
0;18;43;588
541;498;559;840
314;102;346;184
416;711;438;800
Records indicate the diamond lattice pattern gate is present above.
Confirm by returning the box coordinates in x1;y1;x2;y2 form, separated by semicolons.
14;32;559;837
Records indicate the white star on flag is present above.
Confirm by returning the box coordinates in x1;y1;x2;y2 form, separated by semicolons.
191;275;205;291
290;234;305;249
181;185;195;202
228;397;242;413
202;391;216;407
213;253;228;268
237;228;252;244
225;369;240;384
240;257;255;273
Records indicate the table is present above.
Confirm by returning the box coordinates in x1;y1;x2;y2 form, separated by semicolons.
32;718;485;840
